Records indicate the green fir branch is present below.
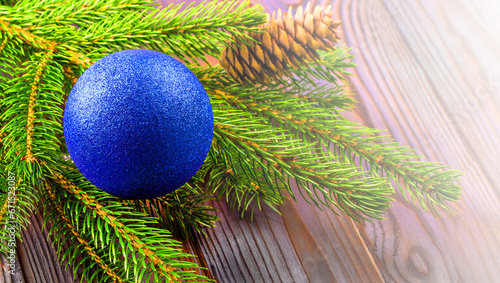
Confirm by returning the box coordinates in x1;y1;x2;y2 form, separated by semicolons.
289;48;358;111
0;0;16;7
206;143;288;218
127;162;219;241
208;49;462;214
294;48;357;86
11;0;153;29
207;95;392;220
42;182;129;282
1;48;64;187
44;164;212;282
12;0;266;64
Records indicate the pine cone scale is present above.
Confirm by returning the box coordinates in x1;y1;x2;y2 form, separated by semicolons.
271;39;284;62
288;34;302;58
264;52;278;73
304;14;315;34
253;43;265;64
314;20;329;38
295;5;304;26
278;28;290;51
294;24;308;45
261;32;273;53
284;9;295;38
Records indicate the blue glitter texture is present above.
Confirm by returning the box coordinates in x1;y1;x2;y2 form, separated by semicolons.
63;49;214;199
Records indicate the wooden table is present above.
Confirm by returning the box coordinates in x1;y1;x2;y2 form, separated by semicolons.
3;0;500;282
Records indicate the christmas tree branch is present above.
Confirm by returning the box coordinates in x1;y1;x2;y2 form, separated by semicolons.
43;183;126;282
0;18;56;50
214;18;463;213
288;48;357;111
1;50;64;188
25;49;55;162
293;48;356;86
206;144;287;217
0;18;93;69
0;0;16;7
126;162;219;241
12;0;153;28
43;162;213;282
50;171;181;280
209;97;392;219
212;73;461;213
73;0;265;64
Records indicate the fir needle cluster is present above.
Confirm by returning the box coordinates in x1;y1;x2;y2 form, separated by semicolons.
0;0;462;282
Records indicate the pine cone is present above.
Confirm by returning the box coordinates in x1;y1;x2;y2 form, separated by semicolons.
220;2;342;84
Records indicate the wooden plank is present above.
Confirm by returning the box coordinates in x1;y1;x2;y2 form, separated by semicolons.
0;249;25;282
194;0;500;282
17;210;77;283
14;0;500;282
336;0;500;281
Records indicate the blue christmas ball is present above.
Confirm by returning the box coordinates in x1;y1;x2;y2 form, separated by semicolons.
63;49;214;199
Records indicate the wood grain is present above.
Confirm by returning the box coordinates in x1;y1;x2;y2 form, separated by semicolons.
16;210;78;283
194;0;500;282
14;0;500;282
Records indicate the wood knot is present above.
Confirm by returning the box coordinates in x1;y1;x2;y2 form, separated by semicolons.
408;249;429;276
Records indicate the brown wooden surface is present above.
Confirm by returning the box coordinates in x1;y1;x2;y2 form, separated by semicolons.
11;0;500;282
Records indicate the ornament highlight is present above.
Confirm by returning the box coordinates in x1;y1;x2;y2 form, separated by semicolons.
63;49;214;199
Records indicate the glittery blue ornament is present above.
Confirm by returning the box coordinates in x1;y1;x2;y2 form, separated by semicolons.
63;49;214;199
